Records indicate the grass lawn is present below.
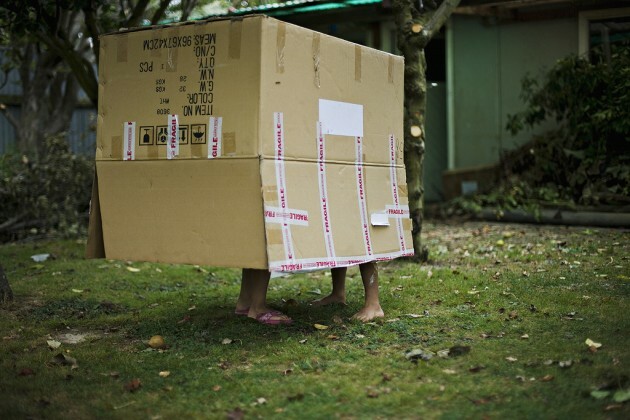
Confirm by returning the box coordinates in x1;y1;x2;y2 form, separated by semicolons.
0;221;628;419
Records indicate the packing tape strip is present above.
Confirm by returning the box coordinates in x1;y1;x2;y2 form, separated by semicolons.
229;19;242;60
355;45;362;82
165;27;179;72
389;134;408;253
123;122;136;161
208;116;222;159
276;22;286;74
274;112;295;261
317;122;336;261
268;248;416;272
223;132;236;155
263;185;278;204
355;136;373;256
167;114;179;159
312;33;321;88
264;206;309;226
267;228;284;246
116;36;128;63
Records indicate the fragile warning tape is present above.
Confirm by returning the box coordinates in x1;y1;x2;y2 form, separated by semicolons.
317;122;336;263
273;112;295;261
208;116;222;159
123;121;136;161
167;114;179;159
264;206;309;226
268;249;415;272
355;136;372;256
388;134;408;253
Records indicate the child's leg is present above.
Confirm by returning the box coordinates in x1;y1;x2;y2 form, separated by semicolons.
236;268;292;324
352;262;384;322
311;266;347;306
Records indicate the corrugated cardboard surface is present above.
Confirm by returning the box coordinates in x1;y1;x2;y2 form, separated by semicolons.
89;15;413;271
96;159;268;268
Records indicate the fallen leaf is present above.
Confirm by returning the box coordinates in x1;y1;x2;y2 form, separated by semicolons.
386;318;401;322
148;335;166;349
313;324;329;330
299;339;308;344
326;335;340;340
443;369;456;374
47;340;62;350
585;338;602;348
222;338;233;345
541;375;554;382
520;334;530;340
406;313;422;318
31;254;50;262
159;371;170;378
124;378;142;392
506;356;518;362
126;267;141;272
559;360;573;368
283;369;293;376
212;385;222;391
71;289;84;294
604;404;624;411
188;305;197;311
508;311;518;320
437;349;450;358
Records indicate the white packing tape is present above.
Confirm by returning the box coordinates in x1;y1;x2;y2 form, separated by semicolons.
273;112;295;261
355;136;372;256
167;114;179;159
208;116;222;159
389;134;408;253
264;206;309;226
317;122;337;262
124;122;136;161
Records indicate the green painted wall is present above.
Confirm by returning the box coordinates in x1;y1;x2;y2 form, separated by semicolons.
449;16;579;169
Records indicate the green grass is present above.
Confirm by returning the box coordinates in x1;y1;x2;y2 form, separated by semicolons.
1;222;629;419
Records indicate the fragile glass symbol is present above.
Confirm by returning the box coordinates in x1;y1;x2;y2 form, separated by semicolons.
193;126;204;139
158;127;168;144
142;128;150;144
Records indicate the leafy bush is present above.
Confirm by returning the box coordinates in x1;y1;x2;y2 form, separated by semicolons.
0;136;94;242
448;44;630;217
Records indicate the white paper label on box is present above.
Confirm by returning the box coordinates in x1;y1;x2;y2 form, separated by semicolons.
319;99;363;137
370;213;390;226
123;121;136;161
167;114;179;159
208;116;222;159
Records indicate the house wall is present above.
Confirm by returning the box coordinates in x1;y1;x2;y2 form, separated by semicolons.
448;15;579;169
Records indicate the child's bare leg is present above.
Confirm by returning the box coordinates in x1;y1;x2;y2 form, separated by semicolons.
311;267;347;306
237;269;291;323
352;262;384;322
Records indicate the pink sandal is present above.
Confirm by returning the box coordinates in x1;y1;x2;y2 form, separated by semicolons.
256;310;293;325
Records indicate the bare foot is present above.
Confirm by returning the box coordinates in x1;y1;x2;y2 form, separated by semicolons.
311;294;346;307
352;304;384;322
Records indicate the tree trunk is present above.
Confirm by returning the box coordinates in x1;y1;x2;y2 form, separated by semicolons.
392;0;461;261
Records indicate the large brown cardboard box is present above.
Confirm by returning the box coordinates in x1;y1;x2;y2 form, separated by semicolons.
87;15;414;271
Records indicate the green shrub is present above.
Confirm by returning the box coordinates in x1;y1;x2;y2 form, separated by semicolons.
0;136;94;242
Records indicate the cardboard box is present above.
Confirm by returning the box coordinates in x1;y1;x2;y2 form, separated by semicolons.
87;15;414;271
